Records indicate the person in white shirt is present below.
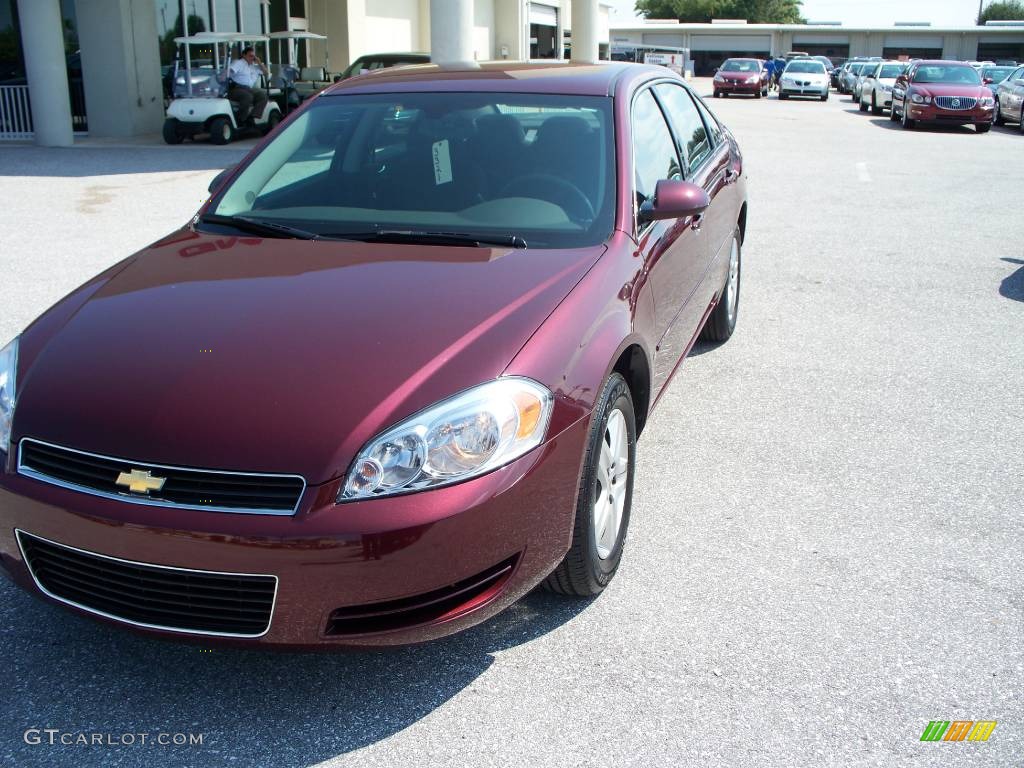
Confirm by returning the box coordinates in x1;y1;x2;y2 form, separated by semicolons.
228;46;269;123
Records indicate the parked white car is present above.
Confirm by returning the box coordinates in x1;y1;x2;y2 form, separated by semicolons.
778;60;830;100
859;61;908;114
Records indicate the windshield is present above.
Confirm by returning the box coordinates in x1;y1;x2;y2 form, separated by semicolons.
912;65;982;85
786;62;826;74
721;59;759;72
981;67;1014;82
879;64;905;78
207;92;615;248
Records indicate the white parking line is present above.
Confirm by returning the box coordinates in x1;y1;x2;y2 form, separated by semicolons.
856;162;872;183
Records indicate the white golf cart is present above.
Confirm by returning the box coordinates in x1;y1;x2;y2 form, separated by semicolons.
266;31;330;109
163;32;282;145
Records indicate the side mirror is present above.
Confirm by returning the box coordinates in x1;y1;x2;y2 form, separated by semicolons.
208;165;235;194
639;180;710;224
983;77;993;84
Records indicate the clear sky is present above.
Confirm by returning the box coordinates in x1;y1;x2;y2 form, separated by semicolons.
605;0;985;26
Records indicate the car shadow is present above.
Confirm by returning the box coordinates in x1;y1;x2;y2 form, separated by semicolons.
1000;258;1024;302
0;146;250;178
1;579;595;766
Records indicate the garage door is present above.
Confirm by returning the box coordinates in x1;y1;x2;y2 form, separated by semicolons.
641;33;685;48
529;3;558;27
884;35;944;49
690;35;771;52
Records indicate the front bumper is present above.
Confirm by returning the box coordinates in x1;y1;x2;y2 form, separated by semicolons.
907;103;993;125
715;80;761;94
0;415;589;648
780;83;829;98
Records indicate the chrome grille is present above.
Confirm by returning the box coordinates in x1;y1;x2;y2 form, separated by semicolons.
18;439;305;515
934;96;976;110
17;530;277;637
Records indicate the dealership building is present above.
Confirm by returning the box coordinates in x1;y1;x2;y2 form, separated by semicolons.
609;19;1024;75
2;1;1023;144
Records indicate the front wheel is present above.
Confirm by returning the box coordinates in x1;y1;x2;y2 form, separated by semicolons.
702;228;742;343
263;110;281;136
901;104;916;130
543;373;636;597
713;90;721;98
871;95;882;115
821;92;829;101
993;101;1004;126
976;123;991;133
859;97;868;111
162;118;184;145
889;101;900;122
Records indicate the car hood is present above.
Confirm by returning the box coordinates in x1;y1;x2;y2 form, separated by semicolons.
14;229;604;485
911;84;987;98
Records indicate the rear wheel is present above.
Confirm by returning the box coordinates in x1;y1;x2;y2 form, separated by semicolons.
209;116;234;145
889;100;900;121
543;373;636;597
262;110;281;136
702;228;741;343
162;118;184;145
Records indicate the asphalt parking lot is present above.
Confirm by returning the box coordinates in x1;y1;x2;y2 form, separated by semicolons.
1;80;1021;768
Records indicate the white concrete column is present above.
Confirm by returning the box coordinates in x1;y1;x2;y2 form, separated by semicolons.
430;0;475;66
16;0;73;146
570;0;599;64
76;0;164;138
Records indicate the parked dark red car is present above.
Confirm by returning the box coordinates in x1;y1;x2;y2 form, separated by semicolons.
891;60;995;132
0;62;747;648
713;58;769;98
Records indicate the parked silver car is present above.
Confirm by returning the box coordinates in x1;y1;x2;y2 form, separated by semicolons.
992;64;1024;131
778;60;830;100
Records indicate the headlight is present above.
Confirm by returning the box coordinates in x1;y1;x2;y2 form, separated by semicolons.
782;76;793;83
714;74;724;82
980;97;994;107
746;75;759;83
910;93;931;104
339;377;553;501
0;336;18;454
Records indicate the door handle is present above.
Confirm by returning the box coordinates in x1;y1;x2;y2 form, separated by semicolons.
691;213;704;231
724;168;739;185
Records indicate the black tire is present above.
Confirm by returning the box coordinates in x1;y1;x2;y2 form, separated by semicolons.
1019;112;1024;135
263;110;281;136
755;88;761;99
209;116;234;145
889;101;900;122
713;90;720;98
162;118;184;145
702;227;741;343
976;123;991;133
871;95;882;115
543;373;636;597
779;92;788;100
859;98;868;112
901;104;916;130
993;101;1004;126
821;93;828;101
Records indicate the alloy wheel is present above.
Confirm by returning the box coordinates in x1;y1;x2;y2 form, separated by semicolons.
726;237;740;326
593;408;629;560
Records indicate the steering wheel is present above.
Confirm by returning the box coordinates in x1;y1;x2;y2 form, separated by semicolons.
498;174;596;223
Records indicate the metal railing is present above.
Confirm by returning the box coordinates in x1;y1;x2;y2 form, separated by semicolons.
0;85;33;140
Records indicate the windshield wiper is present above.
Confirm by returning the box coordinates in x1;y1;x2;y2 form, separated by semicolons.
200;214;323;240
335;229;528;249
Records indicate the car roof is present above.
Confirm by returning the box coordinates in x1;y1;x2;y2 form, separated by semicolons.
323;61;655;97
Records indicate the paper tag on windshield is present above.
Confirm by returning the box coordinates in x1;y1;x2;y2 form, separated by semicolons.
432;139;453;186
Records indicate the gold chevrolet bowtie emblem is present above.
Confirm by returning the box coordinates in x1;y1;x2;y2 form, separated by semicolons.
115;469;167;494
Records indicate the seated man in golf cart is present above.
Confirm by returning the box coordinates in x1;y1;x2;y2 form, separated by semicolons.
228;46;269;123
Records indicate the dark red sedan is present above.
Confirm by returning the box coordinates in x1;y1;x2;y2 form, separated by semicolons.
0;62;747;648
891;60;995;132
713;58;769;98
